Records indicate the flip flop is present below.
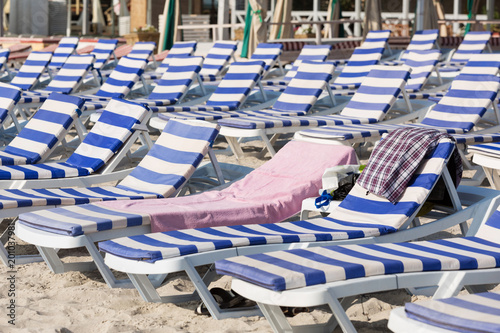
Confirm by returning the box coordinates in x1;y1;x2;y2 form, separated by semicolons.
195;287;256;316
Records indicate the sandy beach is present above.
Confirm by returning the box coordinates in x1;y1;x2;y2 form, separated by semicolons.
0;136;496;333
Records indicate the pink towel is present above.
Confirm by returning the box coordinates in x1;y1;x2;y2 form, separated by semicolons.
97;141;357;232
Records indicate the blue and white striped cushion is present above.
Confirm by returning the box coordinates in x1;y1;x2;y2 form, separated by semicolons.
453;133;500;145
218;65;410;129
153;41;197;75
116;119;220;196
467;142;500;157
96;137;454;262
403;29;439;54
134;56;203;107
199;41;238;78
154;60;265;114
331;46;384;89
298;73;500;141
0;119;219;215
458;53;500;75
403;50;440;92
250;43;283;75
0;48;10;71
19;55;96;104
404;291;500;332
363;30;391;48
0;93;84;166
0;98;148;179
79;56;147;102
450;31;492;63
126;41;156;61
216;202;500;291
10;52;53;91
48;37;79;69
91;39;118;70
0;83;21;124
283;45;332;80
159;60;336;122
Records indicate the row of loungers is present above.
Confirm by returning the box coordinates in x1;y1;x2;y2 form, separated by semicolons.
1;30;500;332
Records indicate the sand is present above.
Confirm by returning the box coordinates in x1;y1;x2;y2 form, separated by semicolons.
0;136;496;333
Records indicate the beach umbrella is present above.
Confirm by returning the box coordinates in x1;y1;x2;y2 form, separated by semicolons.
241;0;267;58
363;0;382;38
92;0;105;34
159;0;181;51
465;0;479;34
269;0;292;40
325;0;344;38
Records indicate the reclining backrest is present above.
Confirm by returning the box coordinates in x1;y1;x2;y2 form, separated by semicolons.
333;137;456;232
147;56;203;102
126;41;156;61
204;60;265;110
420;74;500;131
48;37;79;70
65;98;150;172
10;52;53;90
4;93;84;164
450;31;492;63
154;41;197;75
43;54;96;94
284;44;332;80
250;43;283;75
333;46;385;86
199;41;238;77
403;49;441;92
91;39;119;70
117;119;220;197
339;65;411;121
94;56;148;98
401;29;439;60
272;60;335;113
0;83;21;124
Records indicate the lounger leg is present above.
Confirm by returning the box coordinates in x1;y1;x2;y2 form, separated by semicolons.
36;246;96;274
432;271;467;299
483;166;500;190
325;290;357;333
259;303;293;333
81;237;135;289
225;136;245;159
258;133;280;158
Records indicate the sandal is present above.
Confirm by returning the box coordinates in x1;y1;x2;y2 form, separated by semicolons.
281;306;311;317
195;287;256;315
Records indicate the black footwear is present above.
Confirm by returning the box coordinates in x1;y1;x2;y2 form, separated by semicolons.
195;287;256;316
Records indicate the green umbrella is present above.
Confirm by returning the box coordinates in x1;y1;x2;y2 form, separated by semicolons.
159;0;180;51
241;0;266;58
465;0;478;34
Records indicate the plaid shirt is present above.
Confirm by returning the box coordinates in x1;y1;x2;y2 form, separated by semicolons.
357;128;462;204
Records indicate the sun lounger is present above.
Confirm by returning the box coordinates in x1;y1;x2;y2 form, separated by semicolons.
9;51;53;91
469;142;500;190
217;65;416;158
0;93;86;166
334;30;391;66
198;41;238;82
0;119;221;267
77;56;149;113
261;44;332;87
295;71;500;148
82;132;486;319
15;139;358;289
148;60;275;130
251;43;284;78
389;290;500;333
0;48;12;79
150;60;337;125
215;184;500;332
48;37;79;71
90;39;118;70
141;41;197;81
439;31;492;73
383;29;440;65
0;98;152;191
